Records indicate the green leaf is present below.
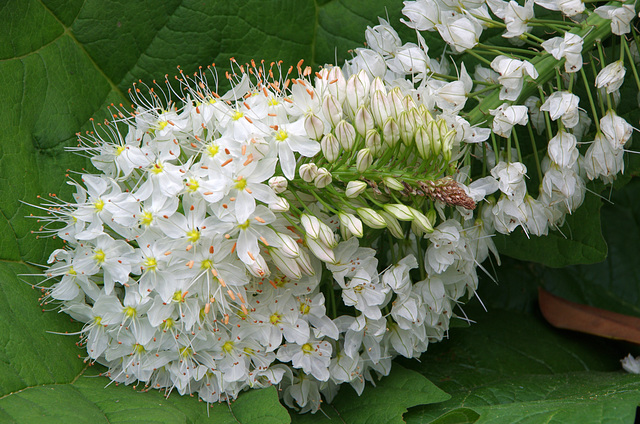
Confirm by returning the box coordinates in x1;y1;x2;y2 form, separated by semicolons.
401;306;640;424
494;187;608;267
290;365;449;424
0;376;289;424
541;178;640;317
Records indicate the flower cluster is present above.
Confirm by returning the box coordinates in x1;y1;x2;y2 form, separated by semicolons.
34;0;638;414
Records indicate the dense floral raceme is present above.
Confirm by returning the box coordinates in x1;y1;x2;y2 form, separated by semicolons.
33;0;637;413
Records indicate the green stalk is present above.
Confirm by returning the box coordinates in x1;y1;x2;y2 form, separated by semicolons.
466;11;613;126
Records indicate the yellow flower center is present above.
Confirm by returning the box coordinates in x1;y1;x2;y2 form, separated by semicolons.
116;146;125;156
269;313;281;325
162;318;175;330
93;249;106;264
275;129;288;142
186;177;199;192
179;346;193;358
299;303;310;315
222;341;234;353
235;177;247;190
151;162;163;175
67;266;77;276
157;121;168;131
207;144;219;157
186;228;201;242
93;199;105;212
140;211;154;226
268;98;279;106
201;259;213;269
301;343;313;354
144;257;157;271
93;316;102;326
172;291;184;302
232;111;244;121
238;219;251;230
124;306;136;318
134;343;146;354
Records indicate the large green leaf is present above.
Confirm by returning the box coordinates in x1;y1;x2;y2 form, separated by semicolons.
541;178;640;317
401;305;640;424
290;365;449;424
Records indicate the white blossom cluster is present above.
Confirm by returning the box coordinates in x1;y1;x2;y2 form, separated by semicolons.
34;0;638;414
35;60;499;413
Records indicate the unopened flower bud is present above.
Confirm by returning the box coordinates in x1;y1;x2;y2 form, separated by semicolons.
268;176;288;194
269;248;302;280
318;222;338;248
356;148;373;173
304;113;325;140
402;94;417;111
269;196;290;212
383;118;400;147
338;212;364;238
409;207;434;233
371;90;390;126
365;129;382;155
378;210;404;238
335;120;356;151
299;163;318;182
388;87;405;119
346;180;367;198
321;133;341;162
301;214;322;239
383;203;414;221
322;95;343;127
345;70;371;114
274;232;300;258
383;177;404;191
306;237;336;263
296;249;315;275
398;110;416;144
355;106;374;136
370;77;386;96
356;207;387;229
314;167;332;188
426;209;437;226
415;126;431;159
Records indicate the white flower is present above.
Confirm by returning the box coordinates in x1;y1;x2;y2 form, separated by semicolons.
541;33;583;73
621;354;640;374
595;60;626;94
491;56;539;101
595;4;636;35
437;14;483;53
277;340;333;381
503;0;534;38
600;110;633;150
540;91;580;129
547;130;579;168
584;132;625;182
490;103;529;138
